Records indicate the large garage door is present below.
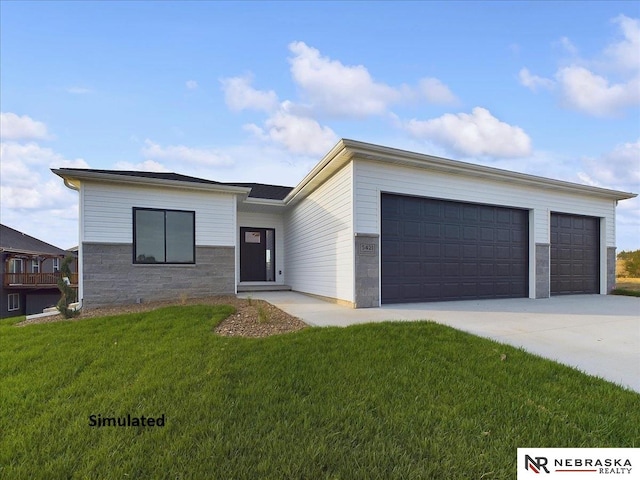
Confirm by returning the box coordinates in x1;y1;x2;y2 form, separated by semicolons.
550;213;599;295
381;194;529;303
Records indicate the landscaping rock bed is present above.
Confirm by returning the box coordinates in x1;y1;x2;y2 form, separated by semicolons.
15;296;309;338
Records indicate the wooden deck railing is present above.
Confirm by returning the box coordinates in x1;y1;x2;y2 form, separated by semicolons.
4;272;78;287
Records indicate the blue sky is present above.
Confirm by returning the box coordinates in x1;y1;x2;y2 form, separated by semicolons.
1;1;639;250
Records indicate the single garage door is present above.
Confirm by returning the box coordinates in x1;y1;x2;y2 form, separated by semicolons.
550;213;600;295
381;193;529;303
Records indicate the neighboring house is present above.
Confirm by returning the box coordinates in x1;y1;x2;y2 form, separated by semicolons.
53;139;636;309
0;224;78;318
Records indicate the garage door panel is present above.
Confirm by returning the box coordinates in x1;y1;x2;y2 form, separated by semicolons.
480;227;494;241
403;261;421;277
445;244;460;258
382;194;529;303
462;263;478;276
422;243;441;257
403;242;421;257
550;213;599;295
462;245;477;258
445;225;461;239
404;221;421;237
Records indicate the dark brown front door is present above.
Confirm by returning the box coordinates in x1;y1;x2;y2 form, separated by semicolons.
240;227;275;282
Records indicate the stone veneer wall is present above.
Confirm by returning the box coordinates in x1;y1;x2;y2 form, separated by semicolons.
607;247;616;294
354;234;380;308
535;243;550;299
82;243;235;307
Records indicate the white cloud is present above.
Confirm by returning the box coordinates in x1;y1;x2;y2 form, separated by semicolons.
288;41;400;117
556;66;640;117
141;139;235;167
520;15;640;117
418;78;459;104
580;139;640;190
185;80;198;90
114;159;171;172
605;15;640;72
287;41;457;117
246;102;338;156
579;140;640;250
220;74;279;112
518;68;555;92
0;139;87;241
0;112;52;141
558;36;578;56
404;107;532;158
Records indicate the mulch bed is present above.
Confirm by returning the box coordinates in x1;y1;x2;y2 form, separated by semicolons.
14;296;309;338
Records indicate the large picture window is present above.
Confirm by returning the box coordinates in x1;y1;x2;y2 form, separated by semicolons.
133;208;195;264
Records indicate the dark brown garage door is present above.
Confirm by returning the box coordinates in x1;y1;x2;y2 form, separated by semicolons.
381;193;529;303
550;213;599;295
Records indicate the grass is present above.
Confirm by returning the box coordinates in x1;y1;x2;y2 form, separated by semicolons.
1;306;639;479
614;277;640;296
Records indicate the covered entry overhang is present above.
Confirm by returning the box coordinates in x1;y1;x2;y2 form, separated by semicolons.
236;197;290;292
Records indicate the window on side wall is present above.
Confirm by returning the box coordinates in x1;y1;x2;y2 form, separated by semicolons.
8;293;20;311
133;207;195;264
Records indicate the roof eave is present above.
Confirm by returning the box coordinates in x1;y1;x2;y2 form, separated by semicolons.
283;140;353;205
342;139;637;201
52;169;251;196
241;198;287;207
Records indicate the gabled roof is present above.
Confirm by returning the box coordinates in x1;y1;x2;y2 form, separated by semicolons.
0;224;70;256
52;168;293;200
284;139;637;204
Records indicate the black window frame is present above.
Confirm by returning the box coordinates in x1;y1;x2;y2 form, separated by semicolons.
132;207;196;265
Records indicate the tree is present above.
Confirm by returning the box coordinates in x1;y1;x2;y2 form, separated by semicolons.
618;249;640;278
57;256;78;318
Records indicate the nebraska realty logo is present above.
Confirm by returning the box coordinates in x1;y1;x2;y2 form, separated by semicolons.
517;448;638;478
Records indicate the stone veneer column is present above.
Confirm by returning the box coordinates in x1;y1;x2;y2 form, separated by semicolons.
535;243;550;298
607;247;616;293
354;234;380;308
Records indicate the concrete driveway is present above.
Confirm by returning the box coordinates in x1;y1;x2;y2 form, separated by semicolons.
240;292;640;393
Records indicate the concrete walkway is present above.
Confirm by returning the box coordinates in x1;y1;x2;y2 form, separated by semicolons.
239;291;640;393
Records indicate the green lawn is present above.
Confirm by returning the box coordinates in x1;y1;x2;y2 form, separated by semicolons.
1;305;638;479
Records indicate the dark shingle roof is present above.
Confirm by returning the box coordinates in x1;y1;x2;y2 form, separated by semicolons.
224;183;293;200
56;168;293;200
59;169;227;186
0;224;70;256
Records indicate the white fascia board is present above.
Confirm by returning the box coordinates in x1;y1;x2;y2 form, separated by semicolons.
51;169;251;197
241;198;286;207
283;140;353;205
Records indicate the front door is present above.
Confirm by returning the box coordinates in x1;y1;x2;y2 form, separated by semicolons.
240;227;275;282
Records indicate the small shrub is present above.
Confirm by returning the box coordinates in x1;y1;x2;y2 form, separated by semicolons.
56;256;79;318
611;288;640;297
257;304;270;324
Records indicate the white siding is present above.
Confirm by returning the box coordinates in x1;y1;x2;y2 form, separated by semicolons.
237;211;286;285
82;181;236;246
354;160;617;246
285;162;354;303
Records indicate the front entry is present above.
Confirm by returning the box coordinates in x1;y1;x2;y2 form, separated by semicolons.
240;227;276;282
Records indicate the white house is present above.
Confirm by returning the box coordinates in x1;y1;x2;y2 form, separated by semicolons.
53;139;636;309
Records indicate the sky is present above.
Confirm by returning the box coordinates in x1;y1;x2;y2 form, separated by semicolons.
1;1;639;251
